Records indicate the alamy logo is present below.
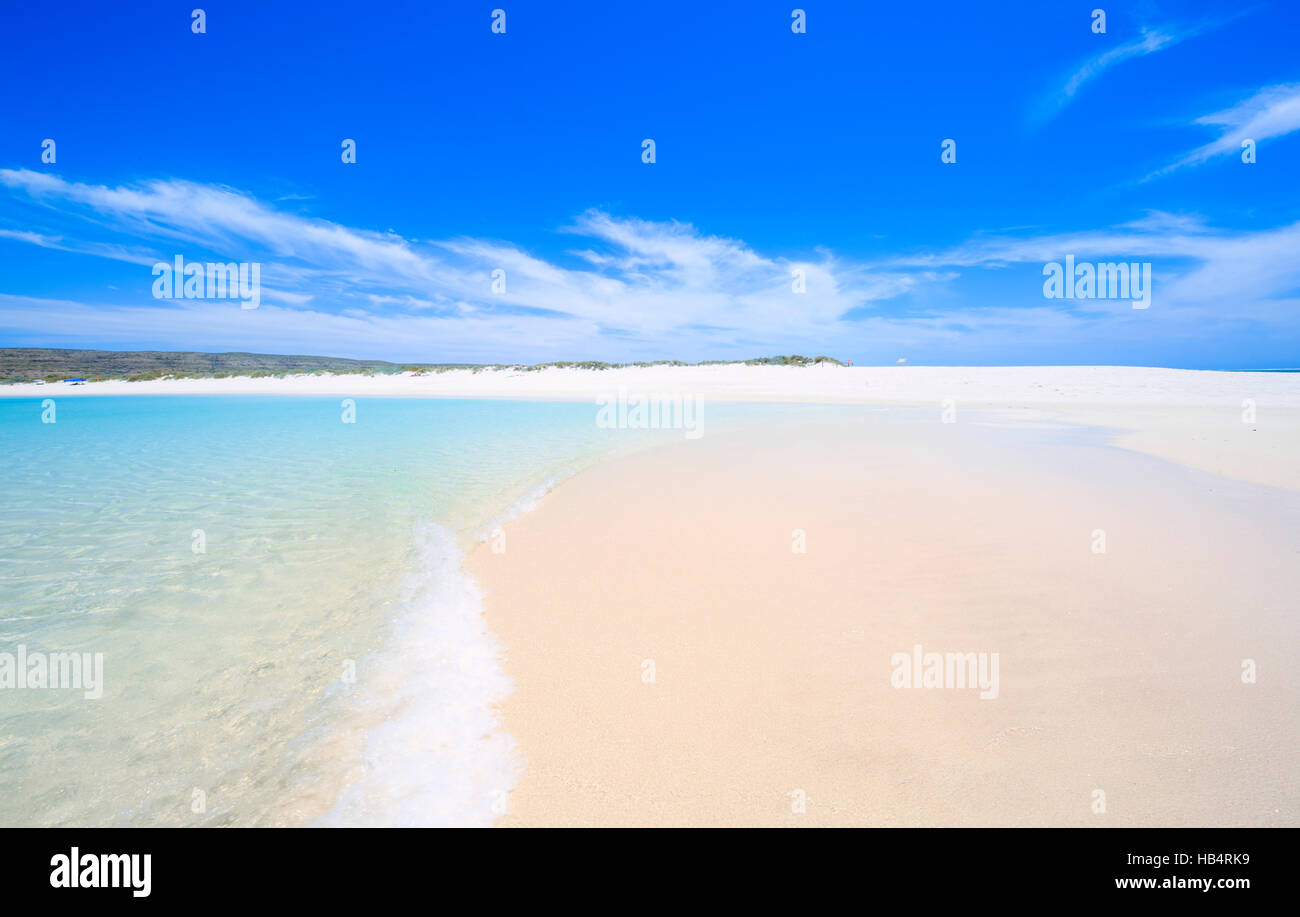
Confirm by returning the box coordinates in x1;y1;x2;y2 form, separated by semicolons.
0;645;104;699
891;644;1000;699
596;386;703;439
1043;255;1151;309
50;848;150;897
152;255;261;310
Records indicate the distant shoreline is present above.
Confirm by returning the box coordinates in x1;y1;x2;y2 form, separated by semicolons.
0;348;843;385
1;348;1294;385
3;362;1297;406
6;363;1299;492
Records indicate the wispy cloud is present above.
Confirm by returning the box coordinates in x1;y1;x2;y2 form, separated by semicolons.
0;227;159;265
1147;83;1300;178
884;210;1300;323
1040;21;1214;120
1;172;1297;363
1063;27;1179;99
0;170;915;357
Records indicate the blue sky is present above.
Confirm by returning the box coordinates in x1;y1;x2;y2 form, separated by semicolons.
1;0;1297;367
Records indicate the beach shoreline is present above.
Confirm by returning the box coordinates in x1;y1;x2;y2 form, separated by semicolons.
468;403;1300;826
5;364;1297;407
7;368;1298;826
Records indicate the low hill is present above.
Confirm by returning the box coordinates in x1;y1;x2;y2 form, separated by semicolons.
0;349;468;382
0;349;844;383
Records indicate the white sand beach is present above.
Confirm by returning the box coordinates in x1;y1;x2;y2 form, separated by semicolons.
468;403;1300;826
10;364;1300;826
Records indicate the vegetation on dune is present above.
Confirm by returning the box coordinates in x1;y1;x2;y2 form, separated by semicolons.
496;355;844;372
0;348;846;383
743;355;844;367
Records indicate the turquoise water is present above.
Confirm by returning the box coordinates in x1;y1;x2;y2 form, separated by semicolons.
0;395;722;826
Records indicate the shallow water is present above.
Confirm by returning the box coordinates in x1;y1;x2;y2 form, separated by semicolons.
0;395;733;826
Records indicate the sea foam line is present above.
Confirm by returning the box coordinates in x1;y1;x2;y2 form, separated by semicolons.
316;522;520;827
472;473;565;543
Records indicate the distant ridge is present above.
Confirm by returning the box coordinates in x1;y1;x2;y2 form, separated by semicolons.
0;348;448;382
0;348;844;383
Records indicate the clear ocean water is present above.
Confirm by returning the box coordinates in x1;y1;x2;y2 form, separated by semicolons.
0;395;732;826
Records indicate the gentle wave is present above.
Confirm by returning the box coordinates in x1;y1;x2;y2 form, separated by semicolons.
471;473;565;544
316;523;519;827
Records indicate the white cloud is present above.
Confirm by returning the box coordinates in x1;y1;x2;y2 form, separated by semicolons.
1037;24;1192;121
0;170;914;351
0;226;159;265
1062;27;1179;100
1150;83;1300;176
882;211;1300;325
1;172;1296;364
0;293;606;363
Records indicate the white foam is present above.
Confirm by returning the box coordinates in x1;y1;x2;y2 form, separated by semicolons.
472;473;565;543
316;523;519;827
